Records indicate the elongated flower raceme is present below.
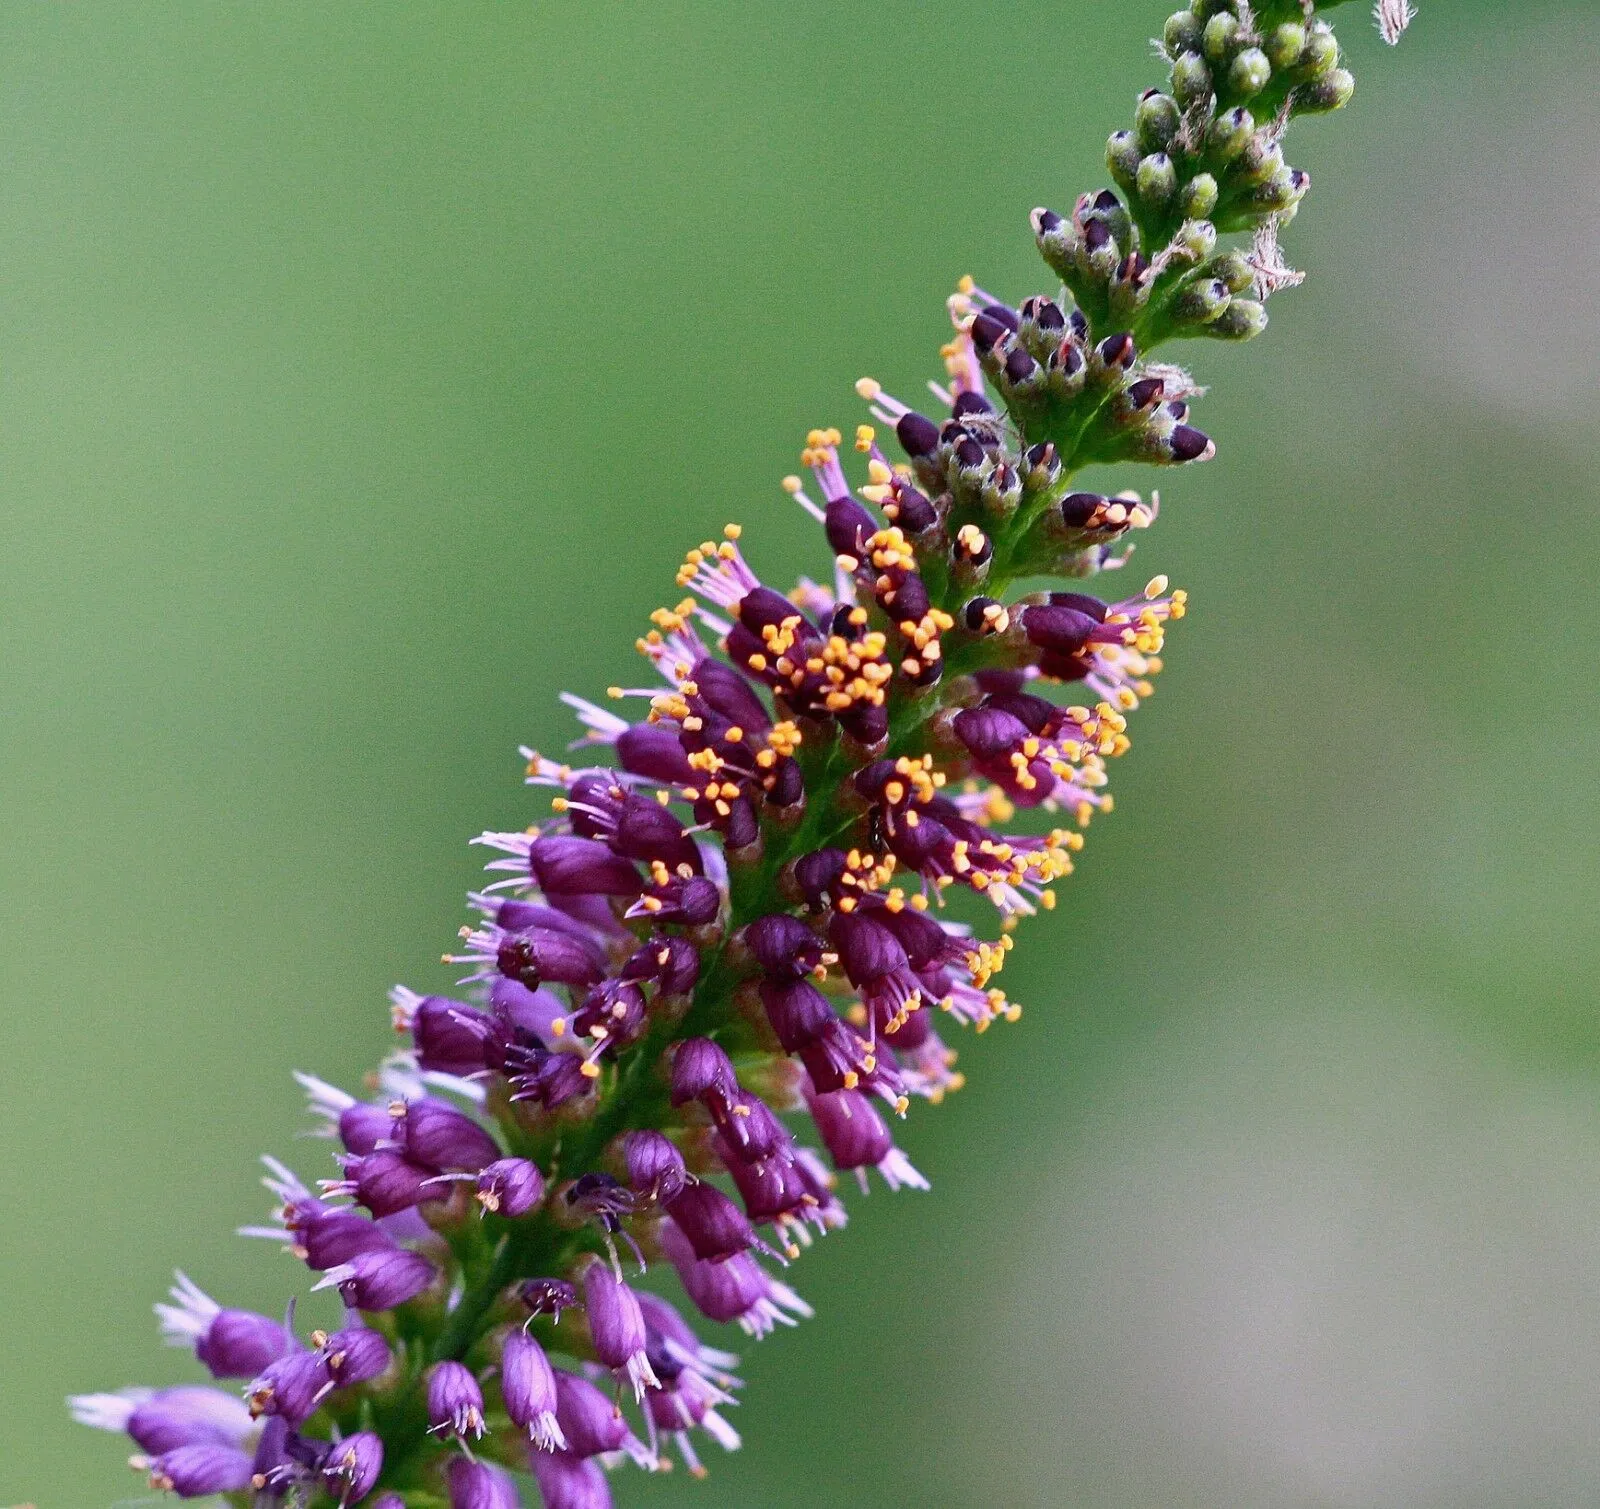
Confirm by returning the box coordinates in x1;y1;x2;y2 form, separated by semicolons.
70;4;1411;1504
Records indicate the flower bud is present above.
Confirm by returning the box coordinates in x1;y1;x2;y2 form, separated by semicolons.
1301;67;1355;113
1202;12;1238;63
1207;105;1254;163
1300;24;1339;78
1135;152;1177;208
1135;90;1181;152
1171;49;1203;107
1206;298;1268;340
1265;21;1306;70
1106;130;1141;191
1163;10;1201;53
1228;47;1271;99
1179;172;1218;219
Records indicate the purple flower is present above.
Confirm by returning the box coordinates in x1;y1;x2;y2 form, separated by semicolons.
399;1098;502;1172
529;834;643;897
315;1246;436;1311
659;1220;812;1335
336;1148;447;1217
529;1449;614;1509
667;1037;736;1109
139;1443;254;1497
319;1431;384;1503
581;1258;660;1401
501;1329;565;1452
475;1156;545;1217
399;990;495;1076
70;1385;254;1454
447;1456;522;1509
247;1351;332;1425
623;1129;687;1202
318;1325;393;1388
663;1181;760;1263
551;1369;655;1468
295;1073;396;1154
808;1085;930;1191
426;1360;485;1440
520;1276;579;1321
154;1272;291;1379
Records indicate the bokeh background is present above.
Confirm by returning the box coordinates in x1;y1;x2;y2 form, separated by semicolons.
2;2;1596;1505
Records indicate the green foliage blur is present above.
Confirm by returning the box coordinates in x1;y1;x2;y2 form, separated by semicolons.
2;3;1595;1504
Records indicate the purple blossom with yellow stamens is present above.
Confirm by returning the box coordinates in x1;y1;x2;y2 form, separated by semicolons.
67;4;1412;1503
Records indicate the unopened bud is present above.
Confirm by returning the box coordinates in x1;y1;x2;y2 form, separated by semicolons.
1179;173;1218;219
1135;153;1177;208
1106;131;1141;191
1228;47;1271;99
1163;11;1202;54
1207;106;1254;163
1301;67;1355;113
1205;298;1267;340
1202;13;1239;64
1135;91;1182;152
1171;51;1213;109
1265;22;1306;70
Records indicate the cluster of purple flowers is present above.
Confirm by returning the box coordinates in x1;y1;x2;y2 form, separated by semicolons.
70;2;1393;1503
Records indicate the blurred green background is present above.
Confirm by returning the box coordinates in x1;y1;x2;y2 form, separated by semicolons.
2;2;1596;1505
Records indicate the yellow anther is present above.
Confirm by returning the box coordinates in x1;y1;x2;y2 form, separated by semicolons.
855;377;882;400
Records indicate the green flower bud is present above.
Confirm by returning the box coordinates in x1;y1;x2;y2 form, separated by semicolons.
1207;106;1254;163
1299;25;1339;79
1171;51;1213;108
1205;249;1254;293
1107;130;1142;190
1136;152;1178;208
1202;13;1239;64
1172;276;1232;325
1300;67;1355;113
1191;0;1235;22
1174;219;1217;260
1135;91;1183;152
1252;165;1308;215
1179;172;1219;219
1228;47;1272;99
1163;11;1203;55
1233;134;1284;187
1205;298;1268;340
1265;22;1306;71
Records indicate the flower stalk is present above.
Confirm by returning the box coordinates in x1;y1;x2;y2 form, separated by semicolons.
70;3;1411;1504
